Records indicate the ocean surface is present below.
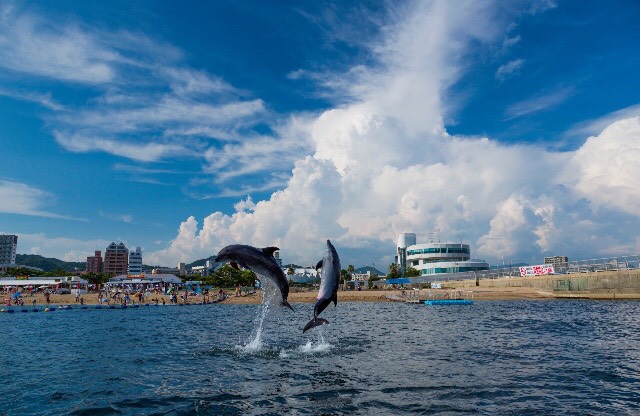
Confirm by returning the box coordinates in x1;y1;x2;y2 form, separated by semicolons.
1;298;639;415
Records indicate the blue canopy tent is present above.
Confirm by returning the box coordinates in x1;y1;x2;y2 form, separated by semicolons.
386;278;411;285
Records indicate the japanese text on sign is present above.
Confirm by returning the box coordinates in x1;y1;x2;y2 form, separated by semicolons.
519;265;554;276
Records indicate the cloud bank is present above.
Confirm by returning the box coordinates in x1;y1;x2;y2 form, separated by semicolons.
148;2;640;267
3;1;640;268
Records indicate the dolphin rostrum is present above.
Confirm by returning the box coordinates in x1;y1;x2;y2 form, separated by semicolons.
214;244;294;311
303;239;341;333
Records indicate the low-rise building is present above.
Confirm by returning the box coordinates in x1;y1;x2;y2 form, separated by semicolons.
544;256;569;267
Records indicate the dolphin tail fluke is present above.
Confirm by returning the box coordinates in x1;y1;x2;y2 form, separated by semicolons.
302;317;329;333
282;300;294;311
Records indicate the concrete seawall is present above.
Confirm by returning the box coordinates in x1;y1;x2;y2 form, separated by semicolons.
445;269;640;299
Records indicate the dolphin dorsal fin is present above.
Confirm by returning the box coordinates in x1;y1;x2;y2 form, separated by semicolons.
315;259;323;271
261;246;279;257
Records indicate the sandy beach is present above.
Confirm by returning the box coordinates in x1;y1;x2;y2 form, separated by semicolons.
5;286;557;307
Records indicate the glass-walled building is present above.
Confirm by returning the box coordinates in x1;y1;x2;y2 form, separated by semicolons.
403;241;489;276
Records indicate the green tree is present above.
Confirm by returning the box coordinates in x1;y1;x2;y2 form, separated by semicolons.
340;269;348;289
405;267;420;277
367;274;382;289
387;263;400;279
204;265;257;288
347;264;355;278
4;267;40;277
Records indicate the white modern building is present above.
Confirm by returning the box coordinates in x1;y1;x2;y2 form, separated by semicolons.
273;251;283;268
128;247;143;275
285;267;319;283
191;260;224;276
397;233;489;276
0;234;18;265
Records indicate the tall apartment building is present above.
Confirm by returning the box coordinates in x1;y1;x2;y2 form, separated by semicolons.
0;234;18;265
86;250;103;273
104;242;129;275
128;247;143;275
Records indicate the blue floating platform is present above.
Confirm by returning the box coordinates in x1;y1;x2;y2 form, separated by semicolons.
424;299;474;305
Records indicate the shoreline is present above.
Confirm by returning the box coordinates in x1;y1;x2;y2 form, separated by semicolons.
6;286;638;308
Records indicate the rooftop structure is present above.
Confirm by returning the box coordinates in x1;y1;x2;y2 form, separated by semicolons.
0;275;88;288
151;266;180;275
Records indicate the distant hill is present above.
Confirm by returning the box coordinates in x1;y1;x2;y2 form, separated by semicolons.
355;266;384;275
15;254;86;272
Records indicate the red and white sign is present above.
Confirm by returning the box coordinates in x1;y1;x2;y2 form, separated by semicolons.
519;264;555;276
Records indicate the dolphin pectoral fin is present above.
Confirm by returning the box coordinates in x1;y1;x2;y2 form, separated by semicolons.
332;292;338;307
282;300;294;311
315;259;323;271
261;246;280;257
303;317;330;333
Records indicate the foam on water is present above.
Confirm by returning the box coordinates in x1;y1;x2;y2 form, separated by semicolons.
299;327;333;354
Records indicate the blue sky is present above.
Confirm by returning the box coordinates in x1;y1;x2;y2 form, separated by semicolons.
1;0;640;268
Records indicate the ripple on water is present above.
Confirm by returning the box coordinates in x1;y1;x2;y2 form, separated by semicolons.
1;301;640;415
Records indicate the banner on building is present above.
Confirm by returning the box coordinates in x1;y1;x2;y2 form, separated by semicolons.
519;265;555;277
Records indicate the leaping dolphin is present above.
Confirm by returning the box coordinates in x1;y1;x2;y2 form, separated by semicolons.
303;239;341;333
214;244;294;311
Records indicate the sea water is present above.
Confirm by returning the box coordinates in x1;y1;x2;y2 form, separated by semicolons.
1;300;639;415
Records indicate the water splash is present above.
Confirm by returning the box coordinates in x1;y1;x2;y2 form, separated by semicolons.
236;276;279;354
299;327;334;354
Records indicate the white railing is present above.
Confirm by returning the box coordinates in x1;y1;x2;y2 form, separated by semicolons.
406;255;640;284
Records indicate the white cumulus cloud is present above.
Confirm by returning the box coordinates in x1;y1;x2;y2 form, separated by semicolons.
148;2;640;268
